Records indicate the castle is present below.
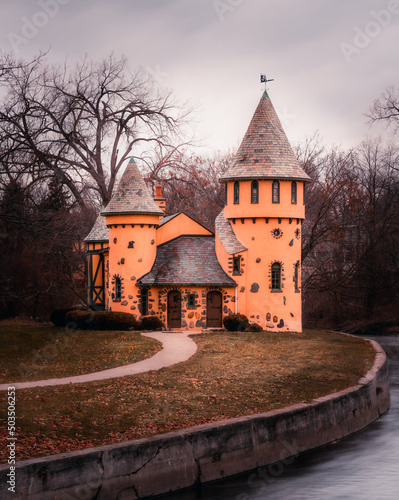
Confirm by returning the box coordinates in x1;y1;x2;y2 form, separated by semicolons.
85;90;311;331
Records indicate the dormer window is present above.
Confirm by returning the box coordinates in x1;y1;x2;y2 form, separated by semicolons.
272;180;280;204
251;180;259;204
234;181;240;204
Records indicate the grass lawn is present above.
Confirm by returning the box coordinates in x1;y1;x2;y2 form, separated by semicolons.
0;319;162;383
0;325;376;463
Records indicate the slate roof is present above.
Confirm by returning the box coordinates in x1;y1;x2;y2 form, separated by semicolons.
84;211;109;242
215;210;247;255
102;158;164;216
137;235;237;287
219;91;311;183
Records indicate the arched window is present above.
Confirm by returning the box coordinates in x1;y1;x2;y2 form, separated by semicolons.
271;263;281;291
115;277;122;301
272;180;280;204
234;181;240;204
291;181;297;204
251;180;259;204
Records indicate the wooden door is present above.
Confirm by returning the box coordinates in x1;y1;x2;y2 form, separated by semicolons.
167;291;181;329
206;291;222;328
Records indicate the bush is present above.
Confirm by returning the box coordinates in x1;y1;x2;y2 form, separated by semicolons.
139;315;165;331
223;313;249;332
50;307;85;327
248;323;263;332
65;310;139;331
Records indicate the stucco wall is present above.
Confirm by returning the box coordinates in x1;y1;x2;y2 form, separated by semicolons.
0;338;390;500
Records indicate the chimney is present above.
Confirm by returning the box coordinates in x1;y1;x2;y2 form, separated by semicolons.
154;184;166;213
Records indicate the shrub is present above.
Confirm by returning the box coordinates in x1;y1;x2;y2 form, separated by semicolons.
139;315;165;331
248;323;263;332
223;313;249;332
50;307;85;327
65;310;139;331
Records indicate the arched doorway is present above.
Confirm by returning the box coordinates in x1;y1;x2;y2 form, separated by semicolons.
206;291;223;328
167;290;181;329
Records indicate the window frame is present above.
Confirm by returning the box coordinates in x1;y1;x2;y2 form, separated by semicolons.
187;293;196;308
232;255;241;275
234;181;240;204
271;263;281;291
114;277;122;302
251;180;259;204
141;287;149;316
291;181;297;204
272;180;280;204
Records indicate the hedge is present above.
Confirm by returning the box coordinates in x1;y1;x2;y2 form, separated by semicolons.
65;310;139;331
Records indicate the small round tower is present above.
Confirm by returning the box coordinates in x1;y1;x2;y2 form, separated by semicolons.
101;158;163;316
217;90;311;332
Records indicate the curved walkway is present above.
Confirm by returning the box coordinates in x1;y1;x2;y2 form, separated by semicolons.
0;331;200;391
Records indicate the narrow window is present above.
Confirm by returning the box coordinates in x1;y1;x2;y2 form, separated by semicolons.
291;181;297;204
303;183;306;205
141;288;148;316
271;263;281;291
225;183;228;205
115;277;122;301
294;262;300;291
251;180;259;204
187;294;195;308
234;181;240;204
233;256;241;275
272;180;280;204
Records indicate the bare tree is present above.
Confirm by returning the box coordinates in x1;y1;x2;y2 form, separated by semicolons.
0;52;192;208
368;85;399;137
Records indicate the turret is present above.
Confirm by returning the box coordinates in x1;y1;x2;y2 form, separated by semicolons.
216;90;311;332
101;158;163;314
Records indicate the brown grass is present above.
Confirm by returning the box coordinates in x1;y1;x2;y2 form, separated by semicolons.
0;328;375;463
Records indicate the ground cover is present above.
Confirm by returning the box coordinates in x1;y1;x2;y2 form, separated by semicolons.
0;319;162;383
0;327;376;462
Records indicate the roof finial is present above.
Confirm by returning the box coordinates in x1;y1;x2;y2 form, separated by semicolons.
260;74;274;92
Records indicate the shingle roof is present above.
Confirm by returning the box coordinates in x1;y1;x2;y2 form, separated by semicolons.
102;158;164;216
215;210;247;255
219;91;311;183
137;236;237;287
84;211;109;242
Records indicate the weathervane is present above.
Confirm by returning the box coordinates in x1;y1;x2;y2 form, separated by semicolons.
260;74;274;90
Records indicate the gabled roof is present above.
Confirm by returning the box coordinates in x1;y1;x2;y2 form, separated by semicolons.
215;210;247;254
102;158;164;216
137;235;237;287
84;211;109;242
219;91;311;183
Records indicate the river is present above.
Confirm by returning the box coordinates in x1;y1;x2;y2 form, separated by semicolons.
162;335;399;500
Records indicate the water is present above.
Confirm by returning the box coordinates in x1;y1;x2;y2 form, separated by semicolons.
163;335;399;500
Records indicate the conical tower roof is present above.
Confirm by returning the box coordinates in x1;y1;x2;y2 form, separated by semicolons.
219;91;311;183
102;158;164;216
84;210;109;242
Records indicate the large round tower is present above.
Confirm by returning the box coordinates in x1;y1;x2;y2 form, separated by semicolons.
101;158;163;316
216;90;311;332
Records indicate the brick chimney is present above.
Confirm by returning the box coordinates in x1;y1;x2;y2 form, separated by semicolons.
154;185;166;213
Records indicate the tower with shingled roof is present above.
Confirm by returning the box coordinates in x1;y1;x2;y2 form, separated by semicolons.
216;90;311;331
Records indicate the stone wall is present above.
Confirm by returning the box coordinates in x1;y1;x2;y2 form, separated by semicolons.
0;338;390;499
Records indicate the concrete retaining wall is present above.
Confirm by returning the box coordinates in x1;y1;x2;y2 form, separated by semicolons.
0;338;390;499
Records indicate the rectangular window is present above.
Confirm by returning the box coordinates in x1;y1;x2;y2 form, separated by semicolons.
271;263;281;291
291;181;297;204
233;256;241;275
187;294;195;308
141;288;148;316
272;180;280;204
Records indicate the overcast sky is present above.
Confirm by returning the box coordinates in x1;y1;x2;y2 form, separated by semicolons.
1;0;398;155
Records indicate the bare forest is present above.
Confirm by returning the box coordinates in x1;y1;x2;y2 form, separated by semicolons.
1;53;399;331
